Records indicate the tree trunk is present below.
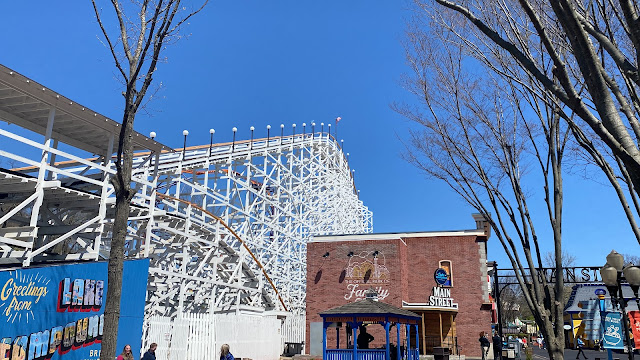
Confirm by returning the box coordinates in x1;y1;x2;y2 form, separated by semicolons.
100;106;135;360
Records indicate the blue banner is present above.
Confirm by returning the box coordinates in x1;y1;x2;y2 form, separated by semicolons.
0;259;149;360
602;312;624;349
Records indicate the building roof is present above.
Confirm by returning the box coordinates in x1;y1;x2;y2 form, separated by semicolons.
0;63;171;155
310;229;486;243
564;283;638;313
320;298;421;320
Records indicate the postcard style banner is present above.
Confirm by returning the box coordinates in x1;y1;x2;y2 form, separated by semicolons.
0;259;149;360
630;311;640;348
603;312;624;349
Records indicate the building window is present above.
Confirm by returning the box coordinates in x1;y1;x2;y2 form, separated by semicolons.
439;260;453;287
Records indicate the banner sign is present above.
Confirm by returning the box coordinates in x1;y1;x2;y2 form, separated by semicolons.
603;312;624;349
630;311;640;349
0;259;149;360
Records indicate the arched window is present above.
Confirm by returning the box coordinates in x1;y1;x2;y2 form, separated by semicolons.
439;260;453;287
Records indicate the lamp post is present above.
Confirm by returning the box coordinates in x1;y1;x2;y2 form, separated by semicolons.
600;250;640;360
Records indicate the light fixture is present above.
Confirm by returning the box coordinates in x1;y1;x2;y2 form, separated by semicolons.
209;129;215;156
182;130;189;156
267;125;271;144
347;251;354;257
599;250;637;360
372;251;379;258
249;126;255;150
232;127;237;152
323;252;330;258
600;264;618;287
624;265;640;299
607;250;625;271
149;131;156;139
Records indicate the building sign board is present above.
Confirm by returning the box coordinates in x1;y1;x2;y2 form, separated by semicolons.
343;251;390;301
434;268;449;286
428;287;458;309
0;259;149;360
498;267;602;284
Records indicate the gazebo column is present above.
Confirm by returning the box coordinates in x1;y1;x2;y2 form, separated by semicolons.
352;320;358;360
406;324;411;360
414;324;419;357
323;320;328;360
385;320;391;360
397;324;401;360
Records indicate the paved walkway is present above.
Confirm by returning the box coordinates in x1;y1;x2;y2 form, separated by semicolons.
529;346;637;360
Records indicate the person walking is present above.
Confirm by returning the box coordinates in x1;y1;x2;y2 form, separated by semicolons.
479;332;490;360
220;344;235;360
142;343;157;360
576;337;588;359
492;333;503;360
116;345;134;360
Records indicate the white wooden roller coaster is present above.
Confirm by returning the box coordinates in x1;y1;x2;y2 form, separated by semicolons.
0;64;372;359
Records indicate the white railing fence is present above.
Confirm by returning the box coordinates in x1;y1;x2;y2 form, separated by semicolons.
144;313;284;360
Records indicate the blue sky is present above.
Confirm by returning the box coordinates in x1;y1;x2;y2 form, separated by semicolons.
0;1;636;268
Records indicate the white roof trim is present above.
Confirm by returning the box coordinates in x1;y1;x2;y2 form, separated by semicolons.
310;230;486;243
402;301;459;312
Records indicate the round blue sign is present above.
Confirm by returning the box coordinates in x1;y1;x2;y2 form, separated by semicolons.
434;268;449;285
595;289;606;296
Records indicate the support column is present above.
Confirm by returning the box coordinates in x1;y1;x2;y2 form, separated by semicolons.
415;324;420;358
385;320;391;360
144;152;159;257
422;313;426;355
406;324;411;360
493;264;503;338
397;324;401;360
439;313;444;345
46;139;59;180
353;321;358;360
24;108;55;266
323;321;327;360
95;133;114;260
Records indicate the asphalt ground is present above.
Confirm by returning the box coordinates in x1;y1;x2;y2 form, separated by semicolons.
528;346;639;360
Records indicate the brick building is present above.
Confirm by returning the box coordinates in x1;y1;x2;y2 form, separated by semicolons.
306;215;493;357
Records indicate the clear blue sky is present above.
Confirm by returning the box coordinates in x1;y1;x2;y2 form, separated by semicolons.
0;1;636;268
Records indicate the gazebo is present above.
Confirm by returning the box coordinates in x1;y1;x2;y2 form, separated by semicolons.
319;297;421;360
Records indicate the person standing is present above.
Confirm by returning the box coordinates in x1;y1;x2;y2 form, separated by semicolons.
142;343;157;360
479;332;490;360
576;337;588;359
116;345;134;360
492;333;503;360
357;326;375;349
220;344;235;360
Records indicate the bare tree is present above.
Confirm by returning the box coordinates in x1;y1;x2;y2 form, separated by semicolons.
395;17;572;359
90;2;207;360
542;251;576;268
419;0;640;245
623;253;640;265
399;1;640;357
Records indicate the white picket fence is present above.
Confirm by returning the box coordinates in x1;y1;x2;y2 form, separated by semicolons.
143;313;290;360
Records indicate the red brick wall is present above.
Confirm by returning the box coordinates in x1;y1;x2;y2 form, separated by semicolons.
306;234;491;357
